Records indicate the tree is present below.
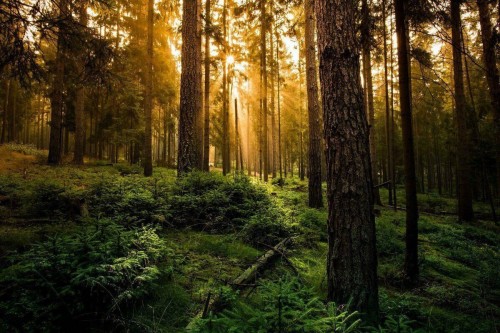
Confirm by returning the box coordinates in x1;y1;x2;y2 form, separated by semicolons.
477;0;500;196
451;0;474;221
48;0;68;165
178;0;203;174
203;0;211;171
304;0;322;208
73;2;87;165
361;0;381;205
143;0;154;177
395;0;419;285
316;0;378;320
261;0;269;182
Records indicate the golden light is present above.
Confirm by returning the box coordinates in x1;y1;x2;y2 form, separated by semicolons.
227;55;235;65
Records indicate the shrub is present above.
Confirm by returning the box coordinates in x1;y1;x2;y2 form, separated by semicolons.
190;276;361;333
298;208;327;241
22;180;73;218
87;177;167;225
241;206;292;246
168;173;270;231
0;219;172;332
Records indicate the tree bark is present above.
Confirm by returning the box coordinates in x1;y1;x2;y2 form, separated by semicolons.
316;0;378;320
451;0;474;221
261;0;269;182
222;0;230;175
143;0;154;176
304;0;322;208
395;0;419;285
361;0;381;206
48;0;67;165
178;0;203;174
202;0;211;171
73;3;88;165
477;0;500;196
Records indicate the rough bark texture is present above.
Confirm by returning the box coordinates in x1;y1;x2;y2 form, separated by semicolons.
316;0;378;320
395;0;419;285
361;0;381;206
74;4;88;165
178;0;203;174
305;0;322;208
202;0;211;171
477;0;500;196
451;0;474;221
48;0;67;165
143;0;154;176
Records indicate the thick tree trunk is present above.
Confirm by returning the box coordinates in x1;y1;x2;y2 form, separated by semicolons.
451;0;474;221
48;0;67;165
178;0;203;174
143;0;154;176
361;0;381;206
304;0;322;208
477;0;500;196
202;0;211;171
316;0;378;320
73;3;88;165
395;0;419;285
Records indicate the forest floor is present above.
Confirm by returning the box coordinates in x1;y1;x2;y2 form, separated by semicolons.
0;143;498;332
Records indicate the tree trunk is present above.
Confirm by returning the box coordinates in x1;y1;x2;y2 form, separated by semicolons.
395;0;419;285
261;0;269;182
222;0;230;175
382;0;394;206
305;0;322;208
316;0;378;320
361;0;381;206
451;0;474;221
477;0;500;197
143;0;154;176
178;0;203;174
203;0;211;171
73;3;88;165
48;0;67;165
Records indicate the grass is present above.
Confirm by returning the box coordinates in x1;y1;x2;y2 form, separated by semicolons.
0;144;499;332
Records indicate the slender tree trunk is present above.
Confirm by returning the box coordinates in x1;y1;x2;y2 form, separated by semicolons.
143;0;154;176
382;0;394;206
316;0;378;320
261;0;269;182
451;0;474;221
73;3;88;165
48;0;67;165
222;0;230;175
1;79;11;144
477;0;500;197
270;22;277;179
395;0;419;285
277;31;283;180
361;0;381;205
178;0;203;174
305;0;322;208
203;0;211;171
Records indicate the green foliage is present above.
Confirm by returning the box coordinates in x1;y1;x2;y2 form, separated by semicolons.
298;208;327;241
191;277;361;333
22;179;74;218
168;172;291;246
87;176;168;225
370;315;425;333
5;143;47;162
0;219;172;332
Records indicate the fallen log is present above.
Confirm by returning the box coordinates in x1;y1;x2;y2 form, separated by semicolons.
186;237;292;330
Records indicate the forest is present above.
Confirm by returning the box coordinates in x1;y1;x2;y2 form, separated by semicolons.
0;0;499;331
